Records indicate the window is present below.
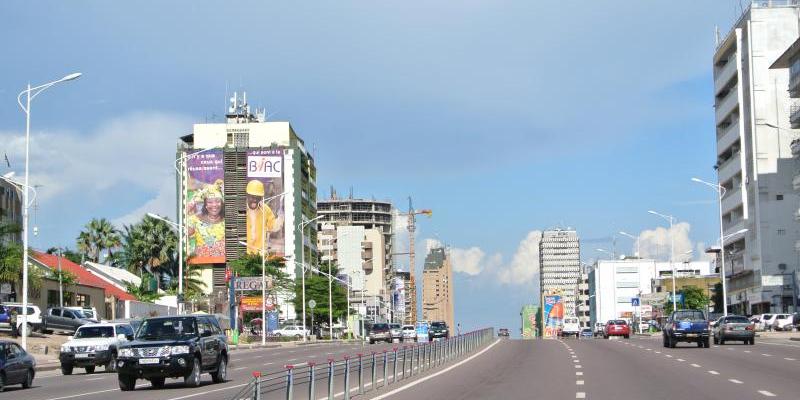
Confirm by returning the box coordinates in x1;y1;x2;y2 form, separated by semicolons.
777;194;784;201
50;308;61;317
778;229;786;236
117;325;134;338
76;294;90;307
47;290;59;308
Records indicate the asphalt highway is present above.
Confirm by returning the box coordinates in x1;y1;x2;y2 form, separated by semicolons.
2;341;401;400
364;335;800;400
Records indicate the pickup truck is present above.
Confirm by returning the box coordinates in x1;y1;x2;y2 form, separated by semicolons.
43;307;96;334
663;309;710;348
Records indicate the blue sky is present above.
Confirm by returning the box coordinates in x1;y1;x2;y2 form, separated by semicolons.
1;1;748;333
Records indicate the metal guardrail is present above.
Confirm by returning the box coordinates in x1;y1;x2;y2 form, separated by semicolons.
229;327;495;400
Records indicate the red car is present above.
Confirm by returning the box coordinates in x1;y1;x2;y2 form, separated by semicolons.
604;319;630;339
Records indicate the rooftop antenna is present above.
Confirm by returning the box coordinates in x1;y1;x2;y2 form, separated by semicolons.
715;25;720;47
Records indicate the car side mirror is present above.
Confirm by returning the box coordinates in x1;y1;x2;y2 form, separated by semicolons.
126;335;135;341
117;334;127;341
202;329;213;337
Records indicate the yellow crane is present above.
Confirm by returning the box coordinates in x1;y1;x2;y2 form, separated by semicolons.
399;197;431;324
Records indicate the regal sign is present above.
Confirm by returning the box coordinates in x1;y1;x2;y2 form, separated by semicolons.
234;276;274;291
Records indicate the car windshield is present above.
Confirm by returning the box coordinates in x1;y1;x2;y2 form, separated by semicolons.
673;311;705;321
390;324;401;329
431;322;446;328
137;317;198;340
725;316;750;324
612;320;627;325
75;326;115;338
402;326;414;331
372;323;389;331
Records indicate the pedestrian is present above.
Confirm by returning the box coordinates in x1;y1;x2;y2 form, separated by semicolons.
9;307;19;338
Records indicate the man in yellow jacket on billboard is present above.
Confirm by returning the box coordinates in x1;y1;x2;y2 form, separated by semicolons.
246;180;283;254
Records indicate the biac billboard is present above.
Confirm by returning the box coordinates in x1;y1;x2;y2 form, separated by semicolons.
245;149;285;256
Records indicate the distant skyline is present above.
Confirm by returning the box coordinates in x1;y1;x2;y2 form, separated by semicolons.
0;1;748;333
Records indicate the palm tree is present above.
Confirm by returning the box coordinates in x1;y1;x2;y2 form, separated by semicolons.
118;215;177;290
76;230;96;263
77;218;121;263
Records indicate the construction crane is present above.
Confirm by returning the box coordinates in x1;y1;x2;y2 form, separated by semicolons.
399;197;432;324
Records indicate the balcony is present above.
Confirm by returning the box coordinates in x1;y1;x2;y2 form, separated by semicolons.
714;58;737;92
717;153;742;183
794;174;800;191
723;217;746;236
721;187;743;215
717;119;740;153
715;87;739;121
791;138;800;157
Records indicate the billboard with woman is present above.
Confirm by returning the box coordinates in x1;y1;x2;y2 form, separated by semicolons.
186;149;225;264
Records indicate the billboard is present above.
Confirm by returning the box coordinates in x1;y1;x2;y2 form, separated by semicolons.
186;149;225;264
240;296;263;312
245;149;285;256
521;305;537;339
543;295;564;339
234;276;274;292
393;277;406;315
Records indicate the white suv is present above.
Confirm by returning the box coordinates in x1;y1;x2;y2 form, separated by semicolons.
272;325;309;339
1;303;43;333
59;322;135;375
772;314;794;331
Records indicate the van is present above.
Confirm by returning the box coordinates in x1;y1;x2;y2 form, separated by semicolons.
562;317;581;338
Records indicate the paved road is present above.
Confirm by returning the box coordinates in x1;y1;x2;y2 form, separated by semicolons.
2;341;402;400
366;335;800;399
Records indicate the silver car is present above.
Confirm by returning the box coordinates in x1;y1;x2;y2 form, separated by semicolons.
389;323;403;342
712;315;755;345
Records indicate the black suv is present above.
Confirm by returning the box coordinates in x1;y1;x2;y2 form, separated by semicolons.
429;321;449;340
116;315;228;391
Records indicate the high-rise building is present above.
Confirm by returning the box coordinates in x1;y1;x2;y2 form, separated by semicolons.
421;246;454;329
577;267;590;329
713;2;800;314
394;271;413;325
539;229;580;318
0;180;22;244
178;92;317;320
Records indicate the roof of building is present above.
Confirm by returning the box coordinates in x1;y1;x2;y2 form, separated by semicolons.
30;252;136;301
84;261;142;289
424;247;446;271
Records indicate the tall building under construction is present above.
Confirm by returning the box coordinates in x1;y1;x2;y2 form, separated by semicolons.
422;246;455;329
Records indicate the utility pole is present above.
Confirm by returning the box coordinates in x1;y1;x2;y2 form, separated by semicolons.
399;197;431;324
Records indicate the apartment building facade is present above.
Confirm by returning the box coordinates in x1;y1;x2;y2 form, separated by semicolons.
539;229;580;318
422;246;455;329
713;1;800;314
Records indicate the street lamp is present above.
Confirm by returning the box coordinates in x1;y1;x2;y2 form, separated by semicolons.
291;260;354;339
298;215;324;342
618;231;640;258
596;248;613;259
15;72;81;350
692;176;736;316
146;213;184;314
648;210;677;312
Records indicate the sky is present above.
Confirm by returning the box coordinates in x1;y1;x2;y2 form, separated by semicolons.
0;1;751;335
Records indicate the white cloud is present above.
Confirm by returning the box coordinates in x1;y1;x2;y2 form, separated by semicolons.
637;222;694;261
425;238;442;253
450;246;486;276
0;111;193;228
497;231;542;286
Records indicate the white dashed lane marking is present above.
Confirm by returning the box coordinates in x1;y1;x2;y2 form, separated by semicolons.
576;392;586;399
576;372;583;376
690;363;701;368
708;370;719;375
677;358;685;362
785;357;796;361
576;380;584;385
729;379;743;384
758;390;776;397
233;366;247;371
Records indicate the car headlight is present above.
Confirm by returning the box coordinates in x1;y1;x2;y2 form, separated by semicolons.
95;344;110;351
118;348;134;357
169;345;190;355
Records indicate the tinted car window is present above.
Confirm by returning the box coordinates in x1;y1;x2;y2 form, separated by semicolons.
372;323;390;331
51;309;62;317
138;317;198;339
0;305;6;313
673;311;705;321
431;322;447;328
75;326;115;338
612;320;627;325
725;316;750;323
9;343;23;356
118;324;134;337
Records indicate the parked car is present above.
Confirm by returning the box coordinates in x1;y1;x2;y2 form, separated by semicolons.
0;340;36;391
580;328;593;338
401;325;417;342
59;322;136;375
498;328;510;338
389;323;403;342
663;309;710;348
771;314;793;331
43;307;95;334
0;304;43;333
116;315;228;391
712;315;755;345
428;321;449;340
561;317;581;338
272;325;309;339
758;314;776;331
604;320;630;339
368;323;392;344
109;319;144;335
66;307;99;322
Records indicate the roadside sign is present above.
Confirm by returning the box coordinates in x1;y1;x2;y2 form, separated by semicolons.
235;276;274;291
631;298;640;307
308;299;317;309
416;322;430;343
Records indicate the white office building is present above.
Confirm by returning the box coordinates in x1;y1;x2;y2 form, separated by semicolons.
589;259;713;327
713;1;800;314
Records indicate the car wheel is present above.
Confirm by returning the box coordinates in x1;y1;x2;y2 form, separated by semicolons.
85;366;95;374
624;335;630;339
150;377;165;388
696;340;703;348
22;369;33;389
704;338;710;348
118;375;136;391
184;357;201;388
0;372;6;392
106;352;117;373
295;334;302;340
211;356;227;383
749;338;755;345
26;323;34;335
275;333;282;337
713;336;719;345
663;336;668;348
61;364;73;376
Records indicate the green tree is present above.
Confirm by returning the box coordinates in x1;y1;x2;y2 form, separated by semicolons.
229;253;294;295
292;263;348;331
664;285;710;315
47;268;78;288
0;222;42;294
711;282;723;314
77;218;122;263
124;279;161;302
118;215;177;289
166;266;207;301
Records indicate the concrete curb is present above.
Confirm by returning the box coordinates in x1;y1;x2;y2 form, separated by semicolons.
789;337;800;341
35;362;61;372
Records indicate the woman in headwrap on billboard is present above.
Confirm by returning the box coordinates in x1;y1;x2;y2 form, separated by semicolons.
187;179;225;263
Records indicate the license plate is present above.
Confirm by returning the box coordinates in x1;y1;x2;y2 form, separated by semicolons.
734;327;745;331
75;353;90;359
139;358;159;365
687;334;697;337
